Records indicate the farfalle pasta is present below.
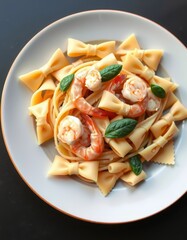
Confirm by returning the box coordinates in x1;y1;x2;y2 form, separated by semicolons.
19;48;68;91
19;35;187;196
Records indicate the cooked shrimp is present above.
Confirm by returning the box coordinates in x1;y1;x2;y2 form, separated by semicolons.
71;114;104;160
119;76;148;117
57;115;83;145
74;97;111;118
106;74;126;94
85;67;102;91
105;75;147;118
70;69;87;101
146;88;161;112
127;97;148;118
70;68;113;118
78;125;91;147
121;76;147;102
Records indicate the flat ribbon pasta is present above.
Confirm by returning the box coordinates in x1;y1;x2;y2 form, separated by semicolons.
121;170;147;186
30;77;56;106
151;100;187;138
139;121;179;161
122;53;155;82
48;155;99;182
67;38;116;58
29;98;53;144
19;49;68;91
108;162;131;174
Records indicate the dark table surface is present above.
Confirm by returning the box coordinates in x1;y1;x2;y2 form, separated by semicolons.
0;0;186;239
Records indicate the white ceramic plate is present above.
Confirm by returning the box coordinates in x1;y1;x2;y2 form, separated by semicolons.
1;10;187;223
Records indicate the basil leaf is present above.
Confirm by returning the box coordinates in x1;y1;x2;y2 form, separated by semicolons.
60;73;74;91
100;64;122;82
105;118;137;138
151;84;166;98
130;155;142;176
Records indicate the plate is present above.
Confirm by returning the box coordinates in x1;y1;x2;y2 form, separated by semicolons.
1;10;187;223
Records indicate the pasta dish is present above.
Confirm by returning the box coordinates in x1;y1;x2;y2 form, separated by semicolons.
19;34;187;196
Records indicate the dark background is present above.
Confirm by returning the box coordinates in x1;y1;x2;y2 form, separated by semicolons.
0;0;186;239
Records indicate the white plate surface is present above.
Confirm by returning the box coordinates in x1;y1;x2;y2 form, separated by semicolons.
1;10;187;223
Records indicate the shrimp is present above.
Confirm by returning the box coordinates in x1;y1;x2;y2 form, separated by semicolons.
106;74;126;94
121;76;147;102
146;88;161;113
70;68;111;118
78;125;91;147
121;76;148;117
126;98;148;118
57;115;83;145
57;114;103;160
85;67;102;91
106;75;148;118
71;114;104;160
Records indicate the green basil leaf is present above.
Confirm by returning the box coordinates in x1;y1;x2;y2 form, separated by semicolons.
60;73;74;91
100;64;122;82
105;118;137;138
130;155;142;176
151;84;166;98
